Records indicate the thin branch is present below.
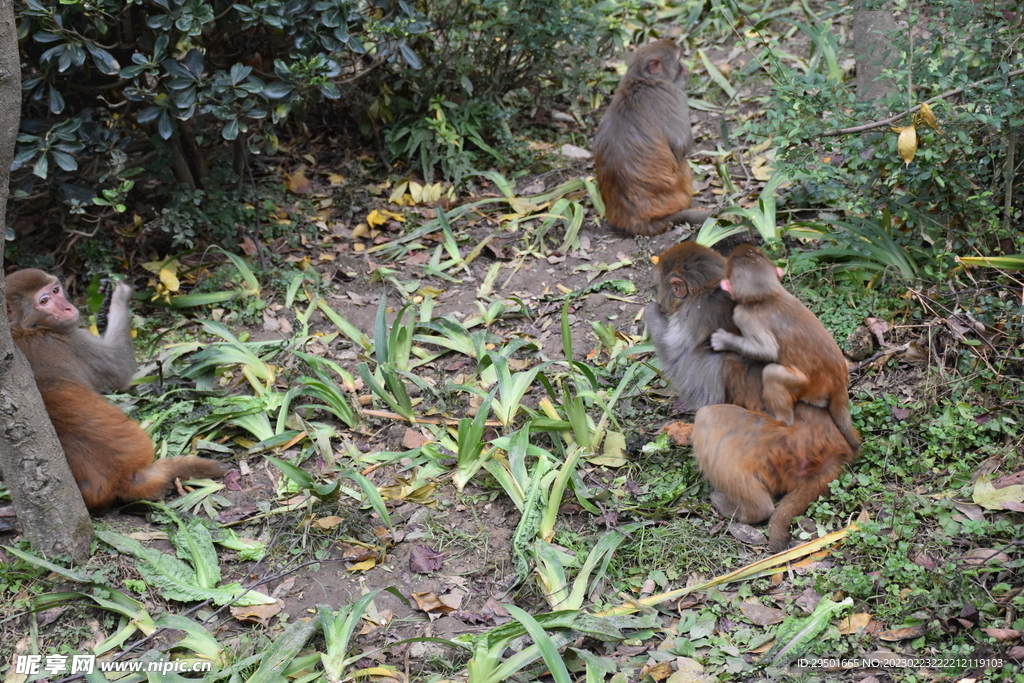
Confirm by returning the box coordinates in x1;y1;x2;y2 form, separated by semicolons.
822;67;1024;136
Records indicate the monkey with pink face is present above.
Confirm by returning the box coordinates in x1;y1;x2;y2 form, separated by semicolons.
6;269;224;511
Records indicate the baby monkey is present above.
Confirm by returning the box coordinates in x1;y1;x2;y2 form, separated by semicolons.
710;245;860;454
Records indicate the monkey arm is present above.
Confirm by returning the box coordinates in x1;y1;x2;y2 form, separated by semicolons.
645;303;727;408
710;328;779;362
643;302;669;337
78;282;137;391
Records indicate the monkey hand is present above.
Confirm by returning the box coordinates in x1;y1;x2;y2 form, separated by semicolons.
643;302;667;333
111;281;134;307
710;329;731;351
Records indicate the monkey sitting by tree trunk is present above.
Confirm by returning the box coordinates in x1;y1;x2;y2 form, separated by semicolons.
6;269;225;512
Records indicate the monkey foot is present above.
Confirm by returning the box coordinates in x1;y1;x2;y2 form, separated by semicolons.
661;421;694;446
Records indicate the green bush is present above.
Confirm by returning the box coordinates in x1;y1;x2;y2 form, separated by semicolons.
763;1;1024;251
11;0;616;247
379;0;616;184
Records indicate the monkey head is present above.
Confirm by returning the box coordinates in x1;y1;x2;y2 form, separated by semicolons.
628;39;686;87
653;242;726;315
6;269;80;330
720;245;785;302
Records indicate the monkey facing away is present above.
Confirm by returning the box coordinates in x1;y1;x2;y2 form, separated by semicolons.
644;243;856;552
593;40;712;236
6;269;225;512
710;244;861;455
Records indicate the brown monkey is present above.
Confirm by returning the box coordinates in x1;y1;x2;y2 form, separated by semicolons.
644;243;856;552
644;242;763;410
692;403;854;553
710;244;861;455
593;40;712;236
6;269;225;512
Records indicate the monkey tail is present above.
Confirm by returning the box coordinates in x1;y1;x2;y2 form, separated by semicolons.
123;457;226;502
767;474;836;554
829;398;861;456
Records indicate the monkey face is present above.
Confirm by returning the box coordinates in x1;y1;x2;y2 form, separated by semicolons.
35;280;80;326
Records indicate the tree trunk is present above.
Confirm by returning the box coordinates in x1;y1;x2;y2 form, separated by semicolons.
853;0;899;102
0;0;93;562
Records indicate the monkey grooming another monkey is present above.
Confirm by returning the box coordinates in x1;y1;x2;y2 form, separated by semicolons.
6;269;225;512
710;245;861;455
645;243;856;552
593;40;712;236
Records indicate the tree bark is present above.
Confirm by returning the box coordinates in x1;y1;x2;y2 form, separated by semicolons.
853;0;899;102
0;0;93;562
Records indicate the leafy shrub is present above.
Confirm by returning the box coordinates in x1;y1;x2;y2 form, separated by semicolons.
762;1;1024;252
11;0;618;247
378;0;616;183
12;0;425;242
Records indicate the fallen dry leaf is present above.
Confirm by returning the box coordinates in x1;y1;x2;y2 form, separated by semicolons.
410;545;444;574
411;591;457;617
314;516;344;530
231;601;283;625
402;428;431;449
981;628;1021;641
877;624;927;641
961;548;1010;565
284;168;312;194
738;602;786;626
728;522;766;545
238;237;259;256
838;612;874;634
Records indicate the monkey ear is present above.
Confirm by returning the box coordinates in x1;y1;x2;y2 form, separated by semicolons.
720;279;733;296
775;267;785;279
6;303;13;323
668;275;688;299
647;58;663;76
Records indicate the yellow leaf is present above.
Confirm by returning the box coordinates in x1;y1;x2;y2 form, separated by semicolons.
894;124;918;164
388;180;409;203
973;475;1024;510
508;197;541;215
348;558;376;572
838;612;874;634
327;173;345;186
424;182;443;203
366;209;387;228
379;209;405;222
918;102;939;131
352;223;370;238
314;516;344;529
284;168;312;194
159;267;180;292
409;181;425;203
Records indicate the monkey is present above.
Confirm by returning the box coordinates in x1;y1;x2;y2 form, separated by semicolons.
643;243;857;552
691;403;854;553
5;269;225;512
644;241;763;411
709;244;861;455
593;40;712;236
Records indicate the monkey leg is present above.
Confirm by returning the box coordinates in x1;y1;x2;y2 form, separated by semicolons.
827;394;862;456
694;405;776;526
762;363;807;426
711;490;774;524
125;457;227;503
767;473;838;554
